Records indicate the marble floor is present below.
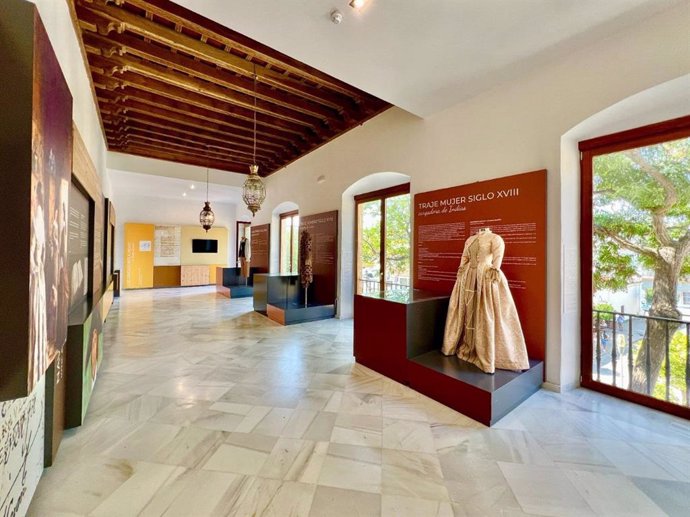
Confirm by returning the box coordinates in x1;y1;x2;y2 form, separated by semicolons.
29;287;690;517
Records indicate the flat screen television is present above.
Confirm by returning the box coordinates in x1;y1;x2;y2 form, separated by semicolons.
192;239;218;253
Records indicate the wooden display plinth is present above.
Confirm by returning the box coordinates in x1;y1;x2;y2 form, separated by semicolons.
254;273;335;325
216;267;255;298
353;290;543;426
267;302;336;325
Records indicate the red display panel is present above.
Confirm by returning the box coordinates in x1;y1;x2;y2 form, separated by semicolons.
300;210;338;305
413;170;547;360
250;224;270;271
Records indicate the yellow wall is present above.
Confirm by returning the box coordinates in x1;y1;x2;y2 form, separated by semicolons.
124;223;155;289
180;226;228;266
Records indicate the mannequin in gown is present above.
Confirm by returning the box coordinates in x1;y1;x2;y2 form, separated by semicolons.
441;228;530;373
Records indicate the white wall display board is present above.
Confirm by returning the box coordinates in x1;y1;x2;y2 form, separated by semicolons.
0;378;45;517
154;225;181;266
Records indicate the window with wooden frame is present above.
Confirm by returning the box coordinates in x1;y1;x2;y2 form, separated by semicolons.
279;210;299;274
579;115;690;420
355;183;411;294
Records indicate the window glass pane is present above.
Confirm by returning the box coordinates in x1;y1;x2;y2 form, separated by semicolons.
291;215;300;274
357;200;381;294
384;194;411;293
280;216;292;274
591;136;690;407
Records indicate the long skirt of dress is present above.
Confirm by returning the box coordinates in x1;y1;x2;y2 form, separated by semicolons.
442;267;529;374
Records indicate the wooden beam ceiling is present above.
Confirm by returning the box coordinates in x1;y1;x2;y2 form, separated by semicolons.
71;0;390;176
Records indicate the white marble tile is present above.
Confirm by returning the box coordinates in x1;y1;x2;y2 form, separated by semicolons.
309;486;381;517
89;462;186;517
564;469;666;516
381;495;453;517
382;449;449;502
499;462;596;516
382;418;436;454
318;444;382;494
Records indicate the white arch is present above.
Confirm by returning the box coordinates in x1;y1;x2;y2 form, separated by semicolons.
556;74;690;391
270;201;299;273
338;172;412;318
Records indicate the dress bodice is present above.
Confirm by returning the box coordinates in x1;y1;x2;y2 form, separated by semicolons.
460;231;504;271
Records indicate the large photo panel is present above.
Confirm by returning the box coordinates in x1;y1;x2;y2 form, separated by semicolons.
413;170;547;360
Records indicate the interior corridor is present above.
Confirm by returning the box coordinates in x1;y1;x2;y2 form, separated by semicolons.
29;288;690;517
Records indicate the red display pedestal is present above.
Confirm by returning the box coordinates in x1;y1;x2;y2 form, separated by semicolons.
353;289;544;426
354;291;449;385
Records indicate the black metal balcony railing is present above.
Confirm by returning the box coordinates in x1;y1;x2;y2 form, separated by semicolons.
358;278;408;295
593;309;690;406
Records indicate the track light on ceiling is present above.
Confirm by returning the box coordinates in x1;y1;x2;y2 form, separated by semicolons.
349;0;367;9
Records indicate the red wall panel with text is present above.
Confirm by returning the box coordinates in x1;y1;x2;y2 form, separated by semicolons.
413;170;547;360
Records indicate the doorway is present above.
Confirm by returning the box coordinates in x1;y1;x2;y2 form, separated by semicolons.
355;183;411;294
580;116;690;419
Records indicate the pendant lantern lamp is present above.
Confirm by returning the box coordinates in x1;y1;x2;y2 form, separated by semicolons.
242;65;266;217
199;164;215;232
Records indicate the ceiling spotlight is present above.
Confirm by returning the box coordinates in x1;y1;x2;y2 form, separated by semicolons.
330;9;343;24
190;184;195;190
182;192;187;197
349;0;366;9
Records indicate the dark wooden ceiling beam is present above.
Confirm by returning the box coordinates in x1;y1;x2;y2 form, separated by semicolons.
90;70;319;141
109;124;282;165
77;0;363;108
82;31;353;123
110;146;250;175
107;130;267;169
116;133;262;167
100;111;285;163
88;52;338;132
96;87;297;147
96;95;284;154
102;98;291;153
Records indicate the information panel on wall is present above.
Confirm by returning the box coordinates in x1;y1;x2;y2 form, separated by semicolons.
68;183;90;311
413;169;547;360
300;210;339;305
250;224;270;271
154;225;181;266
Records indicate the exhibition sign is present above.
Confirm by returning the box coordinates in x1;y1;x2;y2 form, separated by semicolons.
413;170;547;360
250;224;270;271
300;210;339;305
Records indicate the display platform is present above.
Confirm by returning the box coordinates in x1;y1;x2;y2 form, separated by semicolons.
216;266;255;298
353;288;544;426
409;354;543;426
267;301;336;325
254;273;335;324
354;290;450;384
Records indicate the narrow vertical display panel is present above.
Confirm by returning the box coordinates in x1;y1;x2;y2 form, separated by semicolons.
413;170;547;361
300;210;339;306
0;0;73;400
250;224;271;272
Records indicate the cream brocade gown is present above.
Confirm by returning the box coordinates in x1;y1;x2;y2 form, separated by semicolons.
441;230;530;373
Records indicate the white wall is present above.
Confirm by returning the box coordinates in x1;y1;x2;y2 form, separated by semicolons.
255;3;690;390
112;194;239;271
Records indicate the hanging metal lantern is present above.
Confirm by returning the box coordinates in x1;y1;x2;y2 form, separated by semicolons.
199;201;215;231
242;164;266;216
242;66;266;217
200;166;215;232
